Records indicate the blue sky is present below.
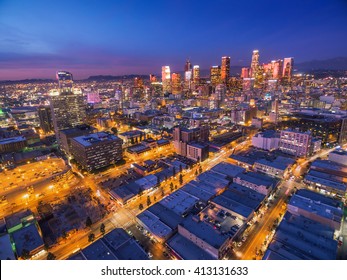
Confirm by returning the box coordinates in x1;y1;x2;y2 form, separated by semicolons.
0;0;347;79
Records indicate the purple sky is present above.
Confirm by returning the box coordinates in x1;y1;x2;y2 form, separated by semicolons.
1;0;347;80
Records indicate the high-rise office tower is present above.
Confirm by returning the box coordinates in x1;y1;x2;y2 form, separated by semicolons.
150;74;157;83
171;73;182;94
162;66;171;92
250;50;260;78
184;59;192;72
134;77;144;88
241;67;250;78
221;56;230;84
38;105;53;133
193;65;200;84
56;71;73;93
210;66;221;86
282;57;294;81
50;71;86;144
272;60;283;79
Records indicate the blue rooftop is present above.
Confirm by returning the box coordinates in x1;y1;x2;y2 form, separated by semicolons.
263;212;338;260
73;132;120;147
167;234;216;260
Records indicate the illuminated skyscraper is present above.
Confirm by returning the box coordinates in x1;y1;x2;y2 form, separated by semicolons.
241;67;250;78
184;59;192;72
50;71;86;144
272;60;283;79
171;73;182;94
221;56;230;84
193;65;200;84
210;66;221;86
134;77;144;88
250;50;259;78
162;66;171;92
282;57;294;81
56;71;73;93
150;74;157;83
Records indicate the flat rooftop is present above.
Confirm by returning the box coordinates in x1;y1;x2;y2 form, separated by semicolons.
288;191;343;224
79;228;148;260
234;172;276;188
159;189;198;216
73;132;120;147
178;215;229;250
137;210;173;240
210;162;245;178
12;223;44;256
181;182;215;203
255;156;295;171
211;183;265;219
167;233;216;260
263;212;338;260
311;159;347;175
305;171;347;192
0;234;16;260
0;136;26;145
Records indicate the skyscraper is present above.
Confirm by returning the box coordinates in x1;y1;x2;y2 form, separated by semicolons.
37;105;53;133
56;71;73;93
210;66;221;86
241;67;250;78
221;56;230;84
250;50;259;78
171;73;182;94
184;59;192;72
50;71;86;144
162;66;171;92
282;57;294;81
193;65;200;84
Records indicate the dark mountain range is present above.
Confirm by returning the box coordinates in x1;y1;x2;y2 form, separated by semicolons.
295;57;347;71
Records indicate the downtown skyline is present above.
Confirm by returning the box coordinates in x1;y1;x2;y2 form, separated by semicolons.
1;0;347;80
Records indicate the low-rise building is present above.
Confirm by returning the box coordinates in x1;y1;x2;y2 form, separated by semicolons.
287;189;343;230
12;223;44;259
254;156;295;178
328;149;347;166
304;170;347;198
69;228;148;260
0;136;27;154
233;172;278;196
263;212;338;260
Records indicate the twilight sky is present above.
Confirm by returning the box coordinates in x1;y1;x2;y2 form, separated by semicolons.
1;0;347;80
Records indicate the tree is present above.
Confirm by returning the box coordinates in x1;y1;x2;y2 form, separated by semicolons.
154;196;157;202
139;203;144;211
86;216;92;228
100;223;106;235
170;182;174;192
199;165;203;174
179;173;183;185
88;233;95;242
146;196;151;206
195;169;198;176
47;252;56;260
